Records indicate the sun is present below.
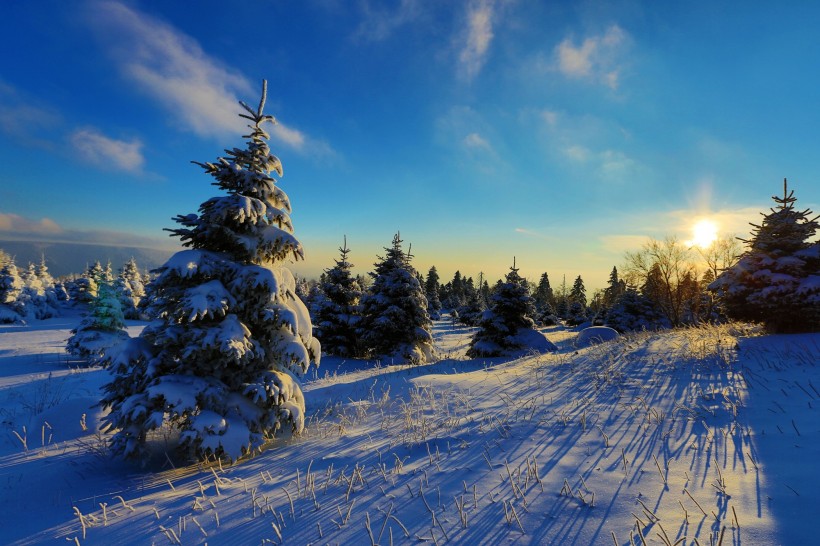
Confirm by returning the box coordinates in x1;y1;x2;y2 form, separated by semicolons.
689;218;719;248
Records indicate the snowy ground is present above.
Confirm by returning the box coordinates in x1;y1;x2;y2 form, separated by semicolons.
1;314;818;545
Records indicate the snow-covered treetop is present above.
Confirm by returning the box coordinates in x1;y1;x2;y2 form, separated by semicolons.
170;81;302;266
745;178;819;255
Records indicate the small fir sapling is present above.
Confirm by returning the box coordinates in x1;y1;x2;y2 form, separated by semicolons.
66;274;129;363
709;179;820;332
100;81;320;461
467;258;556;357
312;236;363;357
358;233;435;364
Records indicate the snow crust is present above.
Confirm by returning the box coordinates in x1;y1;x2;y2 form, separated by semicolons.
2;315;819;545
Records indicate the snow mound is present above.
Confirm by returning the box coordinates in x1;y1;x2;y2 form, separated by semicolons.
575;326;620;348
513;328;558;353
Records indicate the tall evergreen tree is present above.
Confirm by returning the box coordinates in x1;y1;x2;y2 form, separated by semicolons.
443;271;466;310
709;179;820;332
358;233;434;363
569;275;587;307
425;266;442;316
603;266;625;307
534;274;559;326
533;272;554;311
313;237;362;357
565;275;588;326
100;82;320;461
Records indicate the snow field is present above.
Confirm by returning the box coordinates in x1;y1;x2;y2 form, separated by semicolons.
0;318;818;545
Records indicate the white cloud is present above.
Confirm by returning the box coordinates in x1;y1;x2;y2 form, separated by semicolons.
598;149;636;176
562;145;636;178
87;1;332;155
354;0;421;41
514;227;558;241
463;132;493;152
0;212;179;250
70;128;144;172
540;110;558;127
534;109;645;182
555;25;629;89
435;105;509;176
563;145;591;162
0;82;60;148
0;213;62;235
458;0;497;80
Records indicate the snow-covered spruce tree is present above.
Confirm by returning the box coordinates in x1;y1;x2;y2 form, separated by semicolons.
603;266;626;308
72;261;104;304
424;266;442;319
101;82;320;461
605;286;665;333
358;233;434;363
115;257;146;319
566;275;588;326
312;237;362;357
457;284;486;326
66;274;129;363
709;179;820;332
0;260;24;323
533;272;554;313
18;261;59;319
467;259;555;357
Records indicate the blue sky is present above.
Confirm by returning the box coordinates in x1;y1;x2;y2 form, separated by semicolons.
1;0;818;289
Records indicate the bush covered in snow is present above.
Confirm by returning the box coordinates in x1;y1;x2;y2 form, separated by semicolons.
709;180;820;333
100;82;320;461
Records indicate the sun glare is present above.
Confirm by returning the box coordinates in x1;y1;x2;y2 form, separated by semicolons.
690;219;719;248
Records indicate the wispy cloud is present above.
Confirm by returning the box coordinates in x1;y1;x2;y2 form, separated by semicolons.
514;227;557;241
463;132;493;152
70;128;144;172
0;82;61;149
0;212;177;250
0;213;62;235
562;144;639;181
436;105;507;175
532;109;645;183
86;1;333;155
458;0;498;80
563;145;592;162
555;25;629;89
354;0;421;42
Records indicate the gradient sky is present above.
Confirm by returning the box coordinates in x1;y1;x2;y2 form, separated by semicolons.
1;0;818;289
